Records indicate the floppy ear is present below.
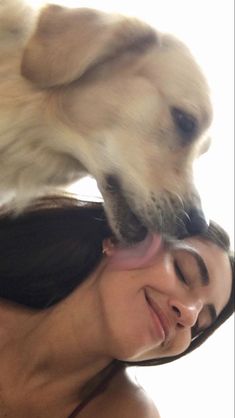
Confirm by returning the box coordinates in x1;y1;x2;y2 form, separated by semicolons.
21;5;157;88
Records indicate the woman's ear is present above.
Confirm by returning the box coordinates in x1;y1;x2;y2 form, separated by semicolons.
21;4;157;88
102;238;116;257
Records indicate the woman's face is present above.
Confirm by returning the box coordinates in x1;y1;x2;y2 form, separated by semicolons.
95;235;232;362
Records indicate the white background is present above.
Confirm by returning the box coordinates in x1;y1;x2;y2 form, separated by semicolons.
30;1;234;417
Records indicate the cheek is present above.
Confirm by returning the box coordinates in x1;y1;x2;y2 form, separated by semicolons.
133;253;176;292
60;88;106;133
97;272;165;360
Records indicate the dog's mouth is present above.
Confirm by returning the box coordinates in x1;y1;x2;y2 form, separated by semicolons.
102;174;208;244
114;204;147;243
103;174;148;243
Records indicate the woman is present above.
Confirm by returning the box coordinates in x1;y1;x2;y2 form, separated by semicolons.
0;196;234;418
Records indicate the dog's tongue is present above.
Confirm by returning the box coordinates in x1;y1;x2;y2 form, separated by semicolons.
108;233;162;270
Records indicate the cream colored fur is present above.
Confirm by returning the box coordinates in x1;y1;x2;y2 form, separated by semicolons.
0;0;212;241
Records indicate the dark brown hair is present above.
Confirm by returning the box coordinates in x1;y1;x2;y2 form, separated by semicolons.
0;195;234;366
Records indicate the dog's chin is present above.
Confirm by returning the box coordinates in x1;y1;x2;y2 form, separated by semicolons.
109;203;187;244
110;202;208;244
105;199;147;244
101;174;207;244
101;174;147;243
114;207;148;244
103;177;174;244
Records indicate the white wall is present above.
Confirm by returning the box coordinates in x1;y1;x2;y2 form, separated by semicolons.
30;1;234;417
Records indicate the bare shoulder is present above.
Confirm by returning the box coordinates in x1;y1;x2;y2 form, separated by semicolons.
105;371;160;418
110;378;161;418
111;369;161;418
79;368;161;418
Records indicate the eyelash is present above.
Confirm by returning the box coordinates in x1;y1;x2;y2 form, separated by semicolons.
174;260;188;285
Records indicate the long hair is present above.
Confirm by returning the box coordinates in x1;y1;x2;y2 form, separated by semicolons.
0;196;111;308
0;195;234;367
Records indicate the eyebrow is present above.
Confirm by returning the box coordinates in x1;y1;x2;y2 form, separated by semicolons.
170;240;210;286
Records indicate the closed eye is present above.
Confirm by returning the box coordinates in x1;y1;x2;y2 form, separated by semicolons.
174;260;188;285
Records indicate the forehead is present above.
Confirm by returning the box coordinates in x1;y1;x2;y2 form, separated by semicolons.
184;238;232;313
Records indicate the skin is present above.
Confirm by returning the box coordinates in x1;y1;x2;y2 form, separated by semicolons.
97;236;232;361
0;237;232;418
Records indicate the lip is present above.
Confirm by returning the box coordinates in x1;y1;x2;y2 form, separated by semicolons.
145;292;170;344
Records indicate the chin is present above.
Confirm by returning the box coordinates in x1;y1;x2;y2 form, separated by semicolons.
114;342;161;363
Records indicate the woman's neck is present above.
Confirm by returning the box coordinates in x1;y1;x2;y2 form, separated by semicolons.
0;261;112;415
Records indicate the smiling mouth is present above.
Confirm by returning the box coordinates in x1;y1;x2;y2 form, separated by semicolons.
145;292;170;344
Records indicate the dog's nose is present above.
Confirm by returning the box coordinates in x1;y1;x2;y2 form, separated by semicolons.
185;208;208;235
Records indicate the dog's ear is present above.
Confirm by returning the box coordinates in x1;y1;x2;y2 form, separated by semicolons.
21;5;157;88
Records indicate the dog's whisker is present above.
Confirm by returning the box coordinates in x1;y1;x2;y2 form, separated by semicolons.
182;210;191;222
168;191;185;210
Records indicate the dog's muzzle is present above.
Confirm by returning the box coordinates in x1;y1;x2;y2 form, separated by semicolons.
183;207;208;235
104;174;208;243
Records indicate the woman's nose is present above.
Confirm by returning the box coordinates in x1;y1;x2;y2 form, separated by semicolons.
169;298;203;328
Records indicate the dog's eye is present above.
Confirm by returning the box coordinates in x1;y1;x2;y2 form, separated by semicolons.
171;107;197;141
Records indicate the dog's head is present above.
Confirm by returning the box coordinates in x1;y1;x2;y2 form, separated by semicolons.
21;5;212;243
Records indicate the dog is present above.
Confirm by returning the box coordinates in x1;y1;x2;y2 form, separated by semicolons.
0;0;212;243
